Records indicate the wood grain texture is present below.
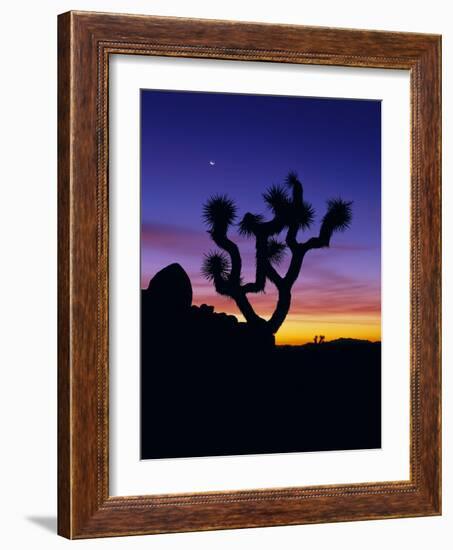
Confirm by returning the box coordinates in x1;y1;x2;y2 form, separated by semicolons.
57;10;441;539
57;11;71;538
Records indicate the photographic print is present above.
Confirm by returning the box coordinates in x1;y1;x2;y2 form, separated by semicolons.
58;13;441;537
140;89;381;460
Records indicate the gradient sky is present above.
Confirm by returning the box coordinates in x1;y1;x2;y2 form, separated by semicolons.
141;90;381;345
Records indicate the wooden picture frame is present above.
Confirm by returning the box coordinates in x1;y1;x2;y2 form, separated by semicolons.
58;10;441;539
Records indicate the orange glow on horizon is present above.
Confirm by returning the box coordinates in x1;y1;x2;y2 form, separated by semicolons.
159;275;382;345
190;296;381;345
274;314;381;345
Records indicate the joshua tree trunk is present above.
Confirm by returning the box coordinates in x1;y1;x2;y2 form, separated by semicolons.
268;286;292;334
233;290;265;327
202;172;352;338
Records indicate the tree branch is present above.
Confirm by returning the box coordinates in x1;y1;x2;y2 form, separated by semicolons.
210;228;242;286
265;262;284;288
300;235;329;252
202;174;352;337
241;233;268;293
285;219;301;253
209;227;265;326
233;291;265;326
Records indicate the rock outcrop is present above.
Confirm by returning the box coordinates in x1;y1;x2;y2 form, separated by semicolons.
143;263;192;316
142;263;275;351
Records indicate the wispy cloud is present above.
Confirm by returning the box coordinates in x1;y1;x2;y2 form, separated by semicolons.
141;222;210;255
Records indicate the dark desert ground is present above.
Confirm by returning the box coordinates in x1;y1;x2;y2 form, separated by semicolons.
141;264;381;460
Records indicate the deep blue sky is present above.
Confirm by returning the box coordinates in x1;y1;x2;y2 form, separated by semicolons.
140;89;381;343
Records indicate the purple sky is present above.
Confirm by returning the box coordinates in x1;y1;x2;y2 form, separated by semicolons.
140;90;381;343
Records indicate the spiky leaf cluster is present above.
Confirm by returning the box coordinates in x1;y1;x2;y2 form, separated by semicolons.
262;184;314;231
238;213;264;236
285;171;300;188
263;185;292;218
322;198;353;233
296;200;315;229
319;198;353;246
266;238;286;265
201;251;230;282
202;194;237;231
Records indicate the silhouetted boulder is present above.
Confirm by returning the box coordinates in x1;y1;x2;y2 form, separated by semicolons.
143;263;192;315
142;263;275;364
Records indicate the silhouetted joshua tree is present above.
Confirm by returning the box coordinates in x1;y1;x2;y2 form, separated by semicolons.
201;171;352;337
